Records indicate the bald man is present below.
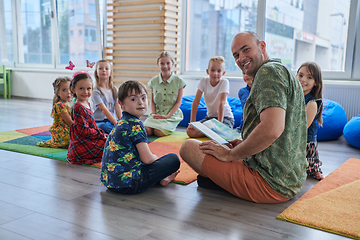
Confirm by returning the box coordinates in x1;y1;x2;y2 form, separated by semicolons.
180;31;307;203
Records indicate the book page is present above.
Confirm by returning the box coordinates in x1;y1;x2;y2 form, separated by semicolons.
189;122;229;145
202;118;241;141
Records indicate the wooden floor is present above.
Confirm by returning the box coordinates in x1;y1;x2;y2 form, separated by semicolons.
0;98;359;240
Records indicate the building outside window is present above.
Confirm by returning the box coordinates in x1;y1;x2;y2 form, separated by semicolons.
19;0;53;64
0;0;101;68
184;0;352;76
85;26;97;43
0;0;14;66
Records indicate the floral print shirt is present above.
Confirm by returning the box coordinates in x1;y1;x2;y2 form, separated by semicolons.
100;111;147;189
242;59;307;199
37;101;71;148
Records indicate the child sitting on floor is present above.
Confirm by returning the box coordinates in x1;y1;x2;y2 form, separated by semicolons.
237;72;253;131
92;59;122;134
144;51;186;137
297;62;324;180
67;72;106;165
186;56;234;138
100;80;180;194
37;77;73;148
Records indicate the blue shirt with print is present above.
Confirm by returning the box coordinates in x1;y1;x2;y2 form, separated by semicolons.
100;112;148;189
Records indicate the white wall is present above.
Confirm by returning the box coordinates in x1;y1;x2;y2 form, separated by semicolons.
11;69;94;100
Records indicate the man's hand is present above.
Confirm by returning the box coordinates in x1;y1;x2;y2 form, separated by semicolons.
199;140;232;162
227;139;242;149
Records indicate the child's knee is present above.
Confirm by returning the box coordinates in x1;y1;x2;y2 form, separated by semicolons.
145;126;153;136
186;127;193;137
170;153;181;167
186;127;203;138
154;129;166;137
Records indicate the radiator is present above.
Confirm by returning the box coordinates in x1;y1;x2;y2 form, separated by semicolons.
323;82;360;121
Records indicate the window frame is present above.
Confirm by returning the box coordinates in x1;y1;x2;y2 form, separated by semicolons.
352;3;360;79
180;0;360;81
9;0;103;70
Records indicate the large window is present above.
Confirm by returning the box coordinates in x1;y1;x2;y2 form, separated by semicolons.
1;0;359;80
185;0;257;74
0;1;14;66
18;0;53;65
264;0;350;72
183;0;359;79
0;0;102;69
57;0;100;66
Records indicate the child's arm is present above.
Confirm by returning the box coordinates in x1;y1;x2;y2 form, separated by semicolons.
136;142;157;164
305;101;318;128
190;89;203;122
217;92;228;123
74;105;105;139
149;91;157;116
97;103;118;125
114;102;122;120
56;103;73;126
60;112;73;127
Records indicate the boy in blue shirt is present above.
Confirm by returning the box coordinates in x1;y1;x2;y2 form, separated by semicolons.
100;80;180;194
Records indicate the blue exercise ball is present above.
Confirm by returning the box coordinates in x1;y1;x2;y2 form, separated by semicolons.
343;114;360;149
179;95;207;127
179;95;243;128
317;99;347;141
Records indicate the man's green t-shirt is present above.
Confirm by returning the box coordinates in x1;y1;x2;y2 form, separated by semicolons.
242;59;307;199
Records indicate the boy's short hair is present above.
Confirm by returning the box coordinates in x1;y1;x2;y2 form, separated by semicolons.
118;80;148;102
208;56;225;68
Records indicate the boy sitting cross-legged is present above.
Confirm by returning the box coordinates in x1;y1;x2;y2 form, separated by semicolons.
100;80;180;194
186;56;235;138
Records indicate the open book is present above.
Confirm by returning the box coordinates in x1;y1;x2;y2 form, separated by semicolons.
189;118;241;145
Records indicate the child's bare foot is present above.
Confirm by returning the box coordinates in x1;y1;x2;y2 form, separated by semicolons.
160;170;180;186
312;172;324;180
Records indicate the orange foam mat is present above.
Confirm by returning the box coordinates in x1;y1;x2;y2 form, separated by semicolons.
16;125;51;136
148;135;198;185
277;158;360;239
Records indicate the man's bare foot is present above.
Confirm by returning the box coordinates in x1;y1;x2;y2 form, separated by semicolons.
160;170;180;186
312;172;324;180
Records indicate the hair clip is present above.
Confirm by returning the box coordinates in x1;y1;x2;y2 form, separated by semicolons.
71;71;90;86
72;71;89;78
65;61;75;70
86;60;95;68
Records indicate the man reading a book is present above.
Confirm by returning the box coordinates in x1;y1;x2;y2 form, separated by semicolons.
180;31;308;203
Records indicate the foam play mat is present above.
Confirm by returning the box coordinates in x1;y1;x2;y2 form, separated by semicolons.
277;158;360;239
0;126;198;185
